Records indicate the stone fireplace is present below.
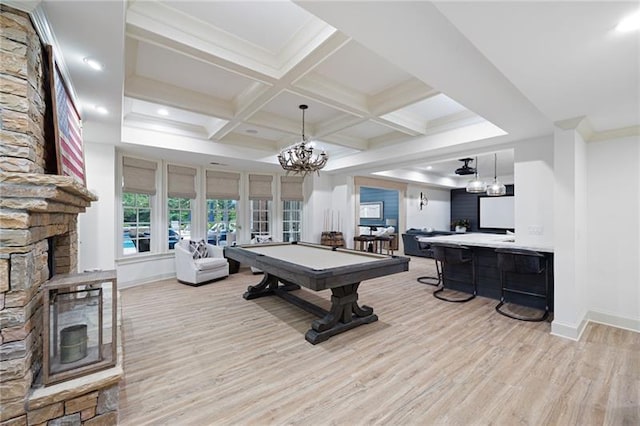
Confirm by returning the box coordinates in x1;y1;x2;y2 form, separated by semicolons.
1;5;121;425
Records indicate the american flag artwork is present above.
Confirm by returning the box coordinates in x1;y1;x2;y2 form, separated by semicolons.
54;63;85;186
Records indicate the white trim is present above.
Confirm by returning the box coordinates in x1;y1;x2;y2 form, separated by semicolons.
550;317;588;341
118;272;176;289
586;310;640;334
115;251;174;266
551;310;639;341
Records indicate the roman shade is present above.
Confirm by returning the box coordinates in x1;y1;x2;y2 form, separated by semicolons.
206;171;240;200
122;156;157;195
167;165;197;199
280;176;304;201
249;174;273;200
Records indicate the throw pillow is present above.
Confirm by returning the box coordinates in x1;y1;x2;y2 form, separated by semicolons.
255;235;273;244
192;239;209;260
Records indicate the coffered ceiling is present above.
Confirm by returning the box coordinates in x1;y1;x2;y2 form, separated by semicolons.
14;1;640;188
120;0;501;179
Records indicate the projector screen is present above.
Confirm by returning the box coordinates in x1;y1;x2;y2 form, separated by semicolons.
479;196;514;229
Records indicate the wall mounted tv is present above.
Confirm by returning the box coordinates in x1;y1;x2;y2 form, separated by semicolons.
478;195;514;230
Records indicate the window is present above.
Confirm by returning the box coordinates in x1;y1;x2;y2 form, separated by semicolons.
122;193;151;255
168;197;191;249
282;200;302;242
206;199;237;246
251;200;271;238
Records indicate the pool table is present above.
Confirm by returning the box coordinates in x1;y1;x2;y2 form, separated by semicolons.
224;242;410;344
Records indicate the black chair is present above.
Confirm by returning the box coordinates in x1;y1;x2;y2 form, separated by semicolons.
415;237;441;286
431;243;476;303
495;248;550;322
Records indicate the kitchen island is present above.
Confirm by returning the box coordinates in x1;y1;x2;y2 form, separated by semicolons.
417;233;553;310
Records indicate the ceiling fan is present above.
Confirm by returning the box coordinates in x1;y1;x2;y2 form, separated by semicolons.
455;158;476;175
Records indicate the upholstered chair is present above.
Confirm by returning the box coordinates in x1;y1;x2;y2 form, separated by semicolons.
175;239;229;285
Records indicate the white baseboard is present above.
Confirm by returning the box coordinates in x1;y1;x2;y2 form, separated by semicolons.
586;310;640;334
551;316;589;341
118;272;175;289
551;310;639;340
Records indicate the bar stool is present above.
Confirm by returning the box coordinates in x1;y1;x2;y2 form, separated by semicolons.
415;237;441;286
353;235;377;252
431;242;476;303
495;248;550;322
375;235;394;255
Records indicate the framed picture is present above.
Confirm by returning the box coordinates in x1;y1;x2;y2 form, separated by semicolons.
47;45;86;186
359;202;383;219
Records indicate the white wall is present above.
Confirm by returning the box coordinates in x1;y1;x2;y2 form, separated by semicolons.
304;173;334;244
586;135;640;331
514;136;554;248
552;127;589;339
406;184;450;231
78;142;116;272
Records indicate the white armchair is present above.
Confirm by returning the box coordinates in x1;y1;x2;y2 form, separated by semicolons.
175;239;229;286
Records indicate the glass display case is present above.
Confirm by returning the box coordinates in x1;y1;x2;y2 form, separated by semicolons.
42;270;117;385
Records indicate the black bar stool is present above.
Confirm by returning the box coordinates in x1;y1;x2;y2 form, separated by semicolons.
353;235;377;253
415;237;441;286
494;248;550;322
431;242;476;303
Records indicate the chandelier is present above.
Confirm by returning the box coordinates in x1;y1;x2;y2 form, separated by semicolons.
278;104;328;176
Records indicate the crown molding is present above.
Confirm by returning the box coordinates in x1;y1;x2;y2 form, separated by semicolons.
589;125;640;142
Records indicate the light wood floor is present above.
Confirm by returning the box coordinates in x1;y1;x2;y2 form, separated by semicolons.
118;256;639;425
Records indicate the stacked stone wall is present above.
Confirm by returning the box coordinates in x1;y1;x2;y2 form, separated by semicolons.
0;6;49;423
0;4;47;174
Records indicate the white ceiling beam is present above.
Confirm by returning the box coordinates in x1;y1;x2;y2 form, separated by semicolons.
125;26;278;85
315;115;367;138
126;1;282;79
369;79;439;116
373;113;426;136
125;75;234;119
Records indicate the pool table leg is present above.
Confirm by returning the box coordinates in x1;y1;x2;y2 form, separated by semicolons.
243;273;300;300
305;283;378;344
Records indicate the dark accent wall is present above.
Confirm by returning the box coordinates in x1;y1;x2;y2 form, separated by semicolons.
360;186;398;227
450;185;514;233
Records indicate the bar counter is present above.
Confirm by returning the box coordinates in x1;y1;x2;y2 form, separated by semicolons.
416;233;553;310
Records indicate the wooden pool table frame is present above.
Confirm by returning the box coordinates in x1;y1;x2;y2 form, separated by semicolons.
224;242;410;344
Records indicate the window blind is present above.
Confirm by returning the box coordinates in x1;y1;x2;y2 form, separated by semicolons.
280;176;304;201
122;156;157;195
249;174;273;200
206;170;240;199
167;164;197;199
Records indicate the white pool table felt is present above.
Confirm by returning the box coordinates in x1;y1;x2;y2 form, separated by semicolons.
241;244;386;270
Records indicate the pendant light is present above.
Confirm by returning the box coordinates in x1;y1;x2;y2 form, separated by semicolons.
465;156;486;193
486;153;507;196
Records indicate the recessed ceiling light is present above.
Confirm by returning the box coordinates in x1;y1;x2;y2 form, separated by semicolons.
94;106;108;115
426;166;433;170
245;129;258;134
617;11;640;32
157;108;169;116
83;57;103;71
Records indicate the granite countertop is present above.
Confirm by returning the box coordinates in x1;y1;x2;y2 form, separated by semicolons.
416;232;553;253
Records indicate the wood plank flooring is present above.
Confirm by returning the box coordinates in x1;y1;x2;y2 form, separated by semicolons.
118;256;639;425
